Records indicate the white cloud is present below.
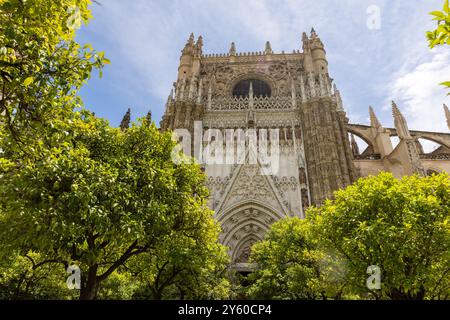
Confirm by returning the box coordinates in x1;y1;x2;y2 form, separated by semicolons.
385;49;450;151
387;49;450;130
79;0;450;133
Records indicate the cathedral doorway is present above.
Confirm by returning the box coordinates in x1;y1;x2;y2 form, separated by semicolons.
217;201;285;270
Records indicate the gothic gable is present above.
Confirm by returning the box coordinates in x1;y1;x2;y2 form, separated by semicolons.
215;163;289;218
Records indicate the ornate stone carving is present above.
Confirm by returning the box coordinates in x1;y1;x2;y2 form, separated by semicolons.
208;96;292;111
161;32;358;264
226;165;277;208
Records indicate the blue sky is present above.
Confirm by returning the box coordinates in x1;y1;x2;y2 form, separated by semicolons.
77;0;450;144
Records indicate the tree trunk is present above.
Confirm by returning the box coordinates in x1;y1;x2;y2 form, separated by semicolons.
79;265;99;300
388;287;425;300
153;288;163;300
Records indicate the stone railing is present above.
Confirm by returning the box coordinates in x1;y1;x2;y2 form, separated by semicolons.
208;96;293;111
354;154;382;160
420;153;450;160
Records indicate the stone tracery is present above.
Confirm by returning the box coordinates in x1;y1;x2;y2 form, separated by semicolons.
160;31;450;266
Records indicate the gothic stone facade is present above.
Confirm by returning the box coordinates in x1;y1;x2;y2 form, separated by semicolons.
160;31;450;269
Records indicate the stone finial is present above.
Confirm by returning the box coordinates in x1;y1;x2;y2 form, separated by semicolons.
182;33;195;55
310;27;317;39
229;42;236;56
333;83;338;94
265;41;273;54
444;103;450;130
248;81;255;112
302;32;308;42
392;101;412;139
247;81;255;126
196;35;203;52
369;106;382;130
350;133;360;156
120;108;131;131
188;32;195;44
333;83;344;111
302;32;311;52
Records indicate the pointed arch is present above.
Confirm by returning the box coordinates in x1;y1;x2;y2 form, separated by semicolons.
218;201;284;264
232;234;263;263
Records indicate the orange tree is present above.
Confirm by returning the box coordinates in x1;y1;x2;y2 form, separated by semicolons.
308;173;450;300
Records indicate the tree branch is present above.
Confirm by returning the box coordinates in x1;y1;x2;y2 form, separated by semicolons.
97;240;147;282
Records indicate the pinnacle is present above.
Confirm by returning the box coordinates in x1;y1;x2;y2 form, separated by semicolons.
369;106;382;129
391;100;401;116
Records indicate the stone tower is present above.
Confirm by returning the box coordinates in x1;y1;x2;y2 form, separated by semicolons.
160;30;358;269
159;31;450;269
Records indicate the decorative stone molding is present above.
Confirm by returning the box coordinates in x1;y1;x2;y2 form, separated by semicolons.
208;96;293;111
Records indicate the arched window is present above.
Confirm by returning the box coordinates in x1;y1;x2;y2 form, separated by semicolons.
232;79;271;98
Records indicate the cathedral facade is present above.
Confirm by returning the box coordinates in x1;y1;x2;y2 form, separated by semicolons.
160;31;450;269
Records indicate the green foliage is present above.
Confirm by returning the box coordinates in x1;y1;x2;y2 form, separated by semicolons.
0;111;229;299
246;217;332;300
307;172;450;300
130;228;230;300
427;0;450;93
0;0;230;300
249;173;450;300
0;0;110;140
0;252;78;300
96;271;140;300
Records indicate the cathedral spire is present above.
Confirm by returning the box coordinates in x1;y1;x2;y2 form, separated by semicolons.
145;110;152;125
350;133;360;156
444;103;450;130
392;101;412;139
120;108;131;131
188;32;194;45
182;33;195;55
265;41;273;54
229;42;236;56
196;35;203;51
302;31;309;49
369;106;382;130
302;32;308;42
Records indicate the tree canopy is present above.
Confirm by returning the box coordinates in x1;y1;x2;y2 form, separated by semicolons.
246;217;332;300
249;173;450;300
0;0;229;300
0;0;109;140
